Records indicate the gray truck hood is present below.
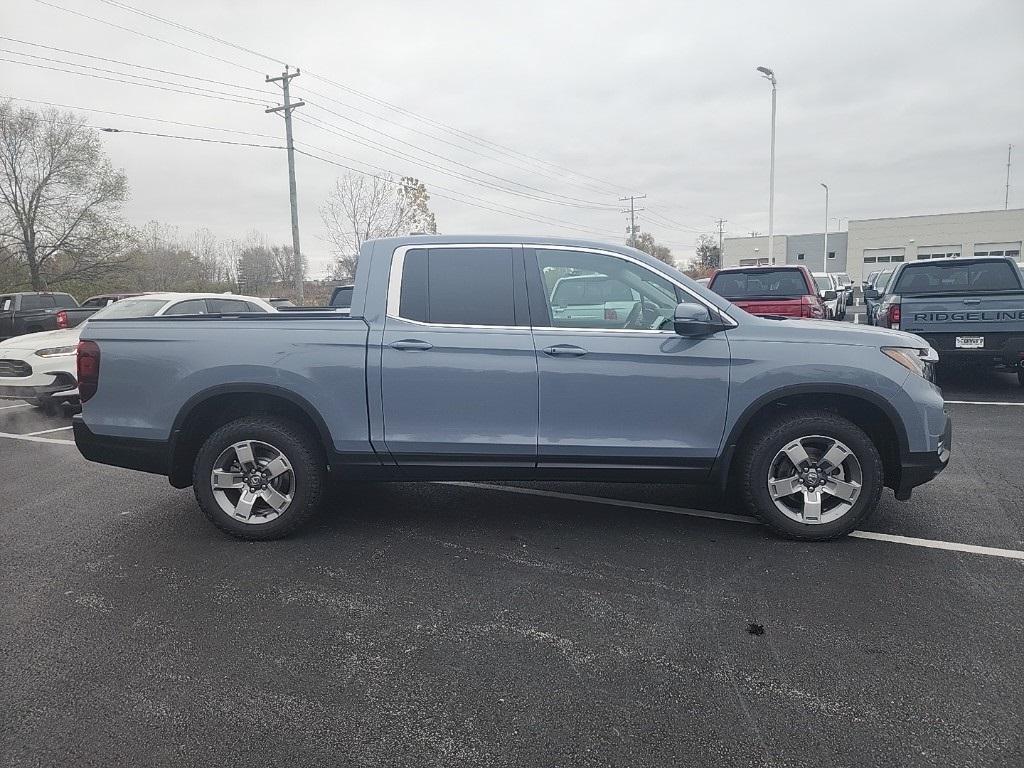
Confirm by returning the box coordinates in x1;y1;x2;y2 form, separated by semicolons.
743;317;930;349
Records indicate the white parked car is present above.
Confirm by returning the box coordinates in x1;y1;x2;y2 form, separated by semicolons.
811;272;845;320
0;293;276;410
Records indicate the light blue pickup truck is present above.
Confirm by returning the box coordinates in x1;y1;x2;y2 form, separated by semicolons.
870;255;1024;385
73;236;951;541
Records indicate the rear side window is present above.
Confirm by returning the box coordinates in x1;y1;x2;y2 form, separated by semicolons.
0;297;12;311
398;247;516;326
894;261;1022;294
162;299;209;315
208;298;251;313
709;269;809;299
20;294;56;310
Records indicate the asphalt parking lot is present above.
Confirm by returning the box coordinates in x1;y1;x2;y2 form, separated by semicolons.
2;310;1022;767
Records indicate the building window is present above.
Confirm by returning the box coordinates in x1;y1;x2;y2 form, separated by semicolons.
797;253;805;260
864;256;877;264
1008;250;1020;260
891;255;905;262
828;251;836;259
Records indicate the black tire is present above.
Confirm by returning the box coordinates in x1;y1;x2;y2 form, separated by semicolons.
192;415;325;540
1018;369;1024;388
738;409;883;541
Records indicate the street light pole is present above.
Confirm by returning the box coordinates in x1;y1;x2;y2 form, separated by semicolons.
820;182;829;274
757;67;777;265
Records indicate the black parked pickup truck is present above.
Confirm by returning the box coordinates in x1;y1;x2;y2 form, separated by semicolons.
0;292;80;341
50;293;145;331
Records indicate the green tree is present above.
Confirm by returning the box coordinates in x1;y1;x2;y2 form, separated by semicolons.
631;231;674;265
694;233;721;272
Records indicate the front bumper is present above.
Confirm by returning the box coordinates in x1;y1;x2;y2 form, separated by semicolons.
0;372;78;402
894;411;952;500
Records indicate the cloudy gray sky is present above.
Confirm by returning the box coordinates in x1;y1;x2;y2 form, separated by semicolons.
4;0;1023;274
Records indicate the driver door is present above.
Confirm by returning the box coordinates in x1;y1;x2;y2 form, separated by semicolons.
526;247;731;475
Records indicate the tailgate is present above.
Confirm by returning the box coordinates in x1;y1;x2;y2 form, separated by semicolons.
900;294;1024;355
734;299;802;316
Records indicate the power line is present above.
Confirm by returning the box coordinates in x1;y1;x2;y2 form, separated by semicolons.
294;112;620;211
33;0;265;75
0;49;270;103
65;0;629;194
0;95;280;139
301;99;619;209
0;56;268;107
94;126;284;149
0;36;272;95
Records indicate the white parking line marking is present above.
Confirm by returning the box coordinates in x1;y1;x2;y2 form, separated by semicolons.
24;425;74;436
0;403;31;411
848;531;1024;560
946;400;1024;406
0;430;75;445
447;482;1024;562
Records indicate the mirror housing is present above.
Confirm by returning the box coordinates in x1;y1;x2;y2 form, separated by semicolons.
863;287;879;300
673;303;728;337
823;289;838;301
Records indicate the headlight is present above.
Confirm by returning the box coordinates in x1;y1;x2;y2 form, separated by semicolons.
882;346;938;378
35;346;77;358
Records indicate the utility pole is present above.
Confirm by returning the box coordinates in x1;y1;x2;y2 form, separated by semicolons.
619;194;646;247
1006;144;1013;210
266;66;305;303
820;183;829;274
715;218;727;252
757;67;778;267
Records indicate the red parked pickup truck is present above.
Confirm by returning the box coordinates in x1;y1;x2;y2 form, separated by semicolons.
708;265;828;319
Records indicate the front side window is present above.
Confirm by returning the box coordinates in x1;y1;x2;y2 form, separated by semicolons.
536;249;683;330
397;247;516;326
21;295;55;310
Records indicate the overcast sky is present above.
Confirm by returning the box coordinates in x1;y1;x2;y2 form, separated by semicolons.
4;0;1023;274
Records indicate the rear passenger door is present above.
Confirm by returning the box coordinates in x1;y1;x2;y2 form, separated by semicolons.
380;245;538;466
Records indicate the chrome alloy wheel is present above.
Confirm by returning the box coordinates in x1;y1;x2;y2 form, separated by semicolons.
766;435;863;525
210;440;295;524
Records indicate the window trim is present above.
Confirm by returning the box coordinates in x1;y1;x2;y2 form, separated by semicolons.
386;243;526;330
386;243;737;333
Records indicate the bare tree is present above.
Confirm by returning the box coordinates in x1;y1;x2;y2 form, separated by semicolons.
0;102;132;290
320;172;438;280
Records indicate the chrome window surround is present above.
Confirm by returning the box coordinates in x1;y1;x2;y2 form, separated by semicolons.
385;243;738;333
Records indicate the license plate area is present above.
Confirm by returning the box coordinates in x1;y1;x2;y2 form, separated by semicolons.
955;336;984;349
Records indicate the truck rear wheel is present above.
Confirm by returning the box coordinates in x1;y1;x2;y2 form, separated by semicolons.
738;409;883;540
192;416;325;540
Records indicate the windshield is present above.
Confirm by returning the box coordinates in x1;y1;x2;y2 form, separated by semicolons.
90;298;168;319
710;269;808;299
552;276;636;305
893;260;1022;295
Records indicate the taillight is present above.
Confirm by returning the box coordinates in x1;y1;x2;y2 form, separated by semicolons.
56;310;68;329
886;302;901;329
604;308;619;321
800;296;824;318
77;340;100;403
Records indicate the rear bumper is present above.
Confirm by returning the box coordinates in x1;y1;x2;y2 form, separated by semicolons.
73;417;170;476
917;332;1024;366
895;412;951;499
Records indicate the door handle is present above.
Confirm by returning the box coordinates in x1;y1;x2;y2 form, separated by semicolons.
390;339;433;351
543;344;587;357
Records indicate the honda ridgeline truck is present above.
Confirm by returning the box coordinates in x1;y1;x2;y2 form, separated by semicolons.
870;255;1024;385
73;236;951;541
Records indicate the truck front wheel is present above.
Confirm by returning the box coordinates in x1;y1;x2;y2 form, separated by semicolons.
192;416;325;540
739;410;883;540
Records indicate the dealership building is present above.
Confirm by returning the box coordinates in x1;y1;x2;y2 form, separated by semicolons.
722;208;1024;281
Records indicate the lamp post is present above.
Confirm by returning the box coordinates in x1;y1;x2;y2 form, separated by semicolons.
757;66;777;266
820;182;829;274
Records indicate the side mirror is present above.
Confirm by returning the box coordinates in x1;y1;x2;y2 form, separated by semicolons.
863;287;879;300
823;289;837;301
673;303;727;337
